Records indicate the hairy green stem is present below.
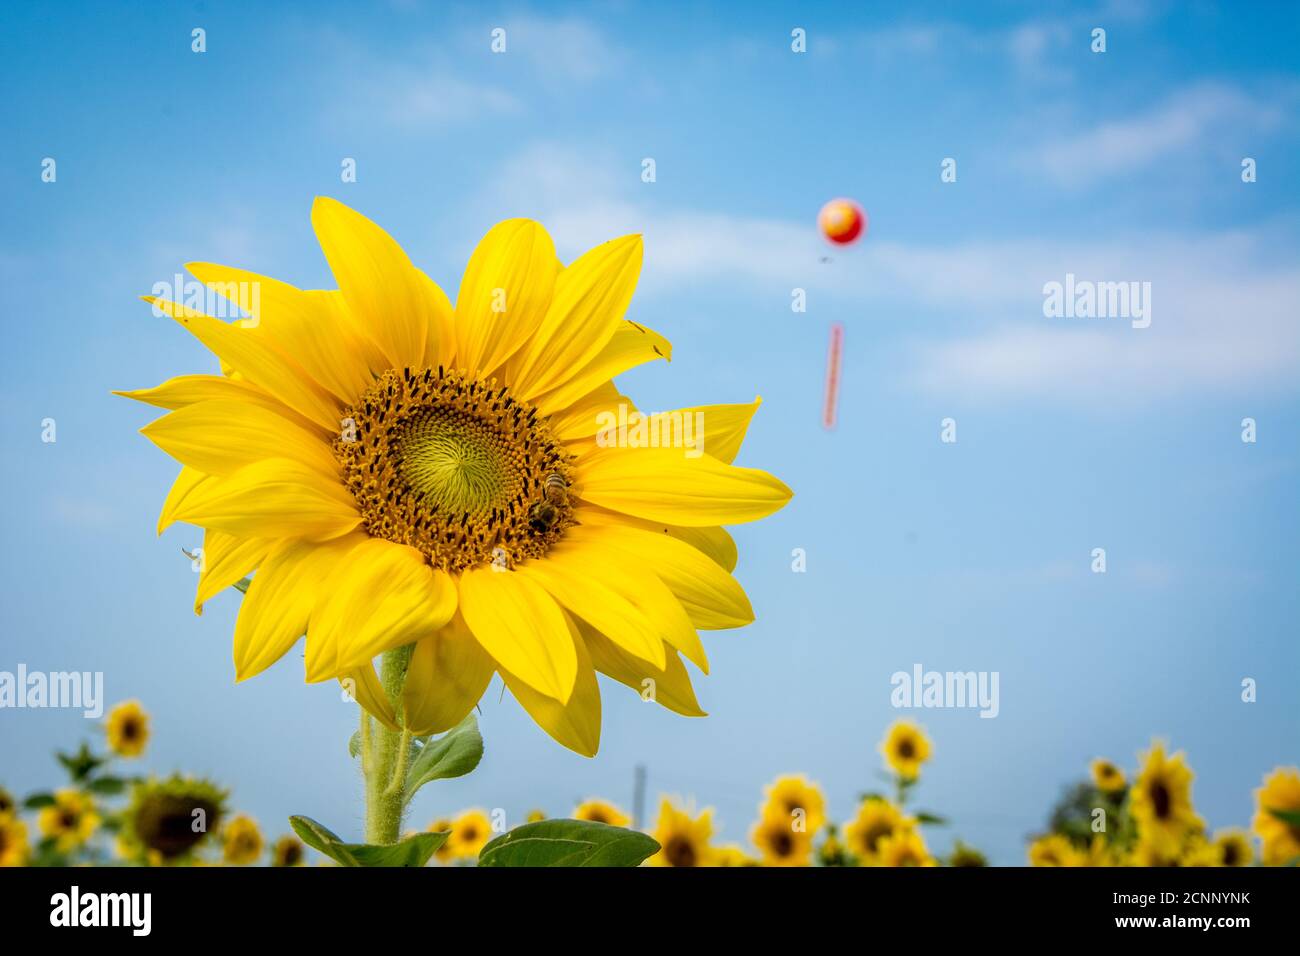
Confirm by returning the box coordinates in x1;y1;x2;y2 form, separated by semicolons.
363;645;413;845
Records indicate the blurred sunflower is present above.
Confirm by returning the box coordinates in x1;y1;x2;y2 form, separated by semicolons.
222;814;264;865
880;720;931;780
0;787;14;815
1252;766;1300;866
0;812;29;867
117;198;791;757
1127;837;1182;867
948;840;987;867
876;829;935;867
1130;741;1200;851
760;773;826;833
122;776;226;861
525;809;547;823
573;798;630;828
38;789;100;853
272;834;306;867
104;699;151;758
1028;834;1083;867
1179;838;1222;867
750;814;813;867
1210;829;1254;867
711;844;757;867
447;809;493;860
843;797;914;864
648;798;713;867
1090;758;1125;793
427;817;455;864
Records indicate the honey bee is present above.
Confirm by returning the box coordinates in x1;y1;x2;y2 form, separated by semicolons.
543;472;568;505
528;500;560;533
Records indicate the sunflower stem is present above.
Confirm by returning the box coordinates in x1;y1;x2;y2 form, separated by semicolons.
363;645;413;845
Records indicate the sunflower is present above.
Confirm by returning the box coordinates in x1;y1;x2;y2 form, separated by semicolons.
1210;828;1254;867
525;809;547;823
104;699;151;758
222;814;264;865
1130;741;1200;851
38;789;100;853
1027;834;1083;867
876;829;935;867
948;841;988;867
427;817;455;863
648;798;713;867
447;809;493;860
0;812;29;867
1252;766;1300;866
117;198;791;757
711;844;757;867
0;787;14;816
750;813;813;867
880;720;931;780
1090;758;1125;793
272;834;306;867
843;797;915;864
816;828;851;867
121;775;226;861
1127;836;1183;867
1179;838;1222;867
573;798;630;828
760;773;826;834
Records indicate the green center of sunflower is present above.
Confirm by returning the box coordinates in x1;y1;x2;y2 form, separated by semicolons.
336;367;575;573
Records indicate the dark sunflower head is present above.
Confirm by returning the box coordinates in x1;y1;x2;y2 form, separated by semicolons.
123;775;227;861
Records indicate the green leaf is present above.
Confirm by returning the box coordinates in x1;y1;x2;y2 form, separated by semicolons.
56;742;106;782
856;791;888;803
1267;808;1300;828
87;776;127;796
288;815;446;868
478;819;659;868
23;792;56;809
348;731;362;759
914;811;948;825
402;714;483;806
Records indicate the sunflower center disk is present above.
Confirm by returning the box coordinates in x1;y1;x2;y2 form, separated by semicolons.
334;367;575;573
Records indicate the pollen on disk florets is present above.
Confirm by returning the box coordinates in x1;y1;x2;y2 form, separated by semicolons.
334;367;576;573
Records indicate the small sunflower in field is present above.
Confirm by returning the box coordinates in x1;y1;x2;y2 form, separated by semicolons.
447;809;493;860
573;798;630;828
711;844;757;867
1252;766;1300;866
117;197;791;759
880;720;931;780
272;834;306;867
948;840;988;867
38;789;100;853
750;813;813;867
122;776;226;862
816;827;851;867
0;787;14;815
1090;758;1125;793
1210;829;1254;867
427;817;455;863
0;812;29;867
843;797;914;864
104;699;151;758
760;774;826;834
1130;741;1200;851
648;798;713;867
876;828;935;867
1028;834;1083;867
525;809;546;823
222;814;264;865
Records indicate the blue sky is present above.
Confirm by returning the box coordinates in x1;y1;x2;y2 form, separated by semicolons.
1;0;1297;864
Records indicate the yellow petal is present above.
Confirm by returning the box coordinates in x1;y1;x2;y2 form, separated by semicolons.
343;661;400;732
417;268;458;370
510;234;643;400
186;263;376;406
141;399;338;478
498;612;601;757
533;321;670;418
574;516;753;629
194;529;269;615
402;612;495;735
453;219;557;377
311;196;433;370
113;374;326;433
457;567;577;703
233;534;362;681
667;525;738;573
579;621;706;718
307;538;457;681
680;396;761;465
547;381;625;441
171;457;360;541
578;447;792;526
143;296;341;431
157;466;208;535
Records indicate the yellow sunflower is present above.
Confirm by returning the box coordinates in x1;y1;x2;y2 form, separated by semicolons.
876;829;935;867
880;720;931;780
117;198;790;756
1252;766;1300;866
0;787;14;816
38;789;100;853
525;809;547;823
1127;836;1183;867
750;813;814;867
648;798;713;867
105;699;151;758
0;812;29;867
1210;828;1254;868
447;809;493;860
760;773;826;834
1090;758;1126;793
843;797;915;864
711;844;757;867
1028;834;1083;867
272;834;306;867
1129;741;1200;851
222;814;264;865
427;817;455;863
573;798;630;828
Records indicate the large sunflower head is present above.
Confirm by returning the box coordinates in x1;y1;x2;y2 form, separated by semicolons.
760;773;826;834
1129;740;1200;851
1251;766;1300;866
648;798;713;867
105;699;151;758
118;198;791;756
121;775;227;862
